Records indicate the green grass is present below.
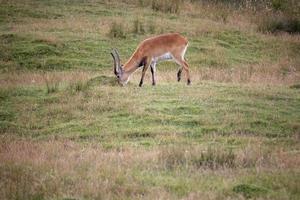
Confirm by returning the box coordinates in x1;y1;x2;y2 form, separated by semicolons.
0;0;299;199
1;81;299;142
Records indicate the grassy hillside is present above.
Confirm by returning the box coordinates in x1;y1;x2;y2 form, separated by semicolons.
0;0;299;199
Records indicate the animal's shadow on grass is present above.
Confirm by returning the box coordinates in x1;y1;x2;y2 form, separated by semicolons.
87;75;119;87
290;84;300;89
67;75;132;93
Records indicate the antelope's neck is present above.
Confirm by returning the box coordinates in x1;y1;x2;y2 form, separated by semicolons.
123;53;142;74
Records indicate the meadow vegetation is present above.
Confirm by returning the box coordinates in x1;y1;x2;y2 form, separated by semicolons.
0;0;299;199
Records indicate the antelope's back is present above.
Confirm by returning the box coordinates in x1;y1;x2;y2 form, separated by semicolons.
139;33;188;55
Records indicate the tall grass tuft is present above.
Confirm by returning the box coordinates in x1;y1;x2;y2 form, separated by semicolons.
68;80;88;93
108;21;127;38
43;73;60;94
257;13;300;34
0;164;59;200
133;18;145;34
45;81;59;94
151;0;182;14
233;184;268;199
159;146;187;170
132;18;158;34
191;147;236;169
159;146;236;170
148;20;156;34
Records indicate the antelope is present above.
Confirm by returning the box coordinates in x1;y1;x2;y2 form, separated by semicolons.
111;33;191;87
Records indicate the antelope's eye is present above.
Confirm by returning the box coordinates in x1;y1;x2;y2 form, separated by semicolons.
117;75;120;79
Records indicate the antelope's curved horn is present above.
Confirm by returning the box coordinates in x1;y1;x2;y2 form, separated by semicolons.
113;48;121;69
111;50;119;75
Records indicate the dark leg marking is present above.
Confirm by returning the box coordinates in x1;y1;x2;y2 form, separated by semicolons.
150;66;156;86
187;79;191;85
139;58;150;87
139;80;143;87
177;68;182;82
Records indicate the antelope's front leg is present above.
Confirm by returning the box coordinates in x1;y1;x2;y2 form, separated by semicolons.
139;58;151;87
150;62;157;86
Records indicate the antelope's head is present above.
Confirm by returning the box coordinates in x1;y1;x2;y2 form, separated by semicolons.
111;49;130;86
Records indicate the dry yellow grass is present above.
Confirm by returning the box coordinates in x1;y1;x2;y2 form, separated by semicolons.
0;139;154;199
0;63;298;90
0;136;299;199
0;71;92;88
126;63;300;86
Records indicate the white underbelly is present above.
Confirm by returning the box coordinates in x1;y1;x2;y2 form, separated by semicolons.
153;52;173;63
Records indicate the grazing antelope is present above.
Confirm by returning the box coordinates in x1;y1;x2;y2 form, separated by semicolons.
111;33;191;86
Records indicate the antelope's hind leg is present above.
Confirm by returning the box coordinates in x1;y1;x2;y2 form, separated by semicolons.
177;68;183;82
172;44;190;85
173;57;191;85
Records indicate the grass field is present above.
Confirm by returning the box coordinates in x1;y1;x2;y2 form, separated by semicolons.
0;0;300;199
